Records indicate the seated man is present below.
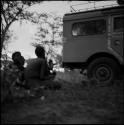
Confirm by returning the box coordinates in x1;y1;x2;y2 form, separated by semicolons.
3;51;26;101
24;46;49;95
25;46;61;96
10;52;26;88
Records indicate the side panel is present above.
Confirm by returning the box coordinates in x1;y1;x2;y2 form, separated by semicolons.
63;35;108;62
63;17;108;63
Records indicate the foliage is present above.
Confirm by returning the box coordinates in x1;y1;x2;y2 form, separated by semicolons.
1;0;43;57
31;13;63;64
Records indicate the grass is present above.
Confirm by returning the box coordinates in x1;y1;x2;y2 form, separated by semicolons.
1;70;124;124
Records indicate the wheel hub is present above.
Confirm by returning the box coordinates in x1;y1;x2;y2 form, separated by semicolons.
95;65;112;82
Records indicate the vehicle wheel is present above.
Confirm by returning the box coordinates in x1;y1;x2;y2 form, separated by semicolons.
87;57;120;85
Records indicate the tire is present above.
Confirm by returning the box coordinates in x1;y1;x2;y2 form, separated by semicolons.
87;57;120;85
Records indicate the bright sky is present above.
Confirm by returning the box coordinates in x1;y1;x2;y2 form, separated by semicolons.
7;1;118;60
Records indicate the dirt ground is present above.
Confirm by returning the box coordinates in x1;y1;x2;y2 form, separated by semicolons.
1;78;124;124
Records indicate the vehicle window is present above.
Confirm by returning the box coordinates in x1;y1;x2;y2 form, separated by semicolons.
114;16;124;32
72;19;106;36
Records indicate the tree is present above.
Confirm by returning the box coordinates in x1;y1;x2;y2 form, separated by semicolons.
32;13;63;64
1;0;43;57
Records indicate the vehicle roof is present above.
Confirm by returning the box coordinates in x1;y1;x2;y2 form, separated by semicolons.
63;5;124;21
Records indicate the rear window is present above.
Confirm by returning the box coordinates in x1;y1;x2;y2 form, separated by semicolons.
113;16;124;32
72;19;106;36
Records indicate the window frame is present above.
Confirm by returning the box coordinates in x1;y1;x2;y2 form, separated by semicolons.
71;18;107;37
112;15;124;33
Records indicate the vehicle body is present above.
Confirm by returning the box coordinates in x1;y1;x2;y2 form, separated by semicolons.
62;5;124;83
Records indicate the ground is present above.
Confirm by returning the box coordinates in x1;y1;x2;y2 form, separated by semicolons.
1;72;124;124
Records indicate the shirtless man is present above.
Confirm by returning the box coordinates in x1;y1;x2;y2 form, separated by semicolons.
25;46;61;97
25;46;49;95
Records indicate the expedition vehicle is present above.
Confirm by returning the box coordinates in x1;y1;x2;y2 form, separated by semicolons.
62;5;124;84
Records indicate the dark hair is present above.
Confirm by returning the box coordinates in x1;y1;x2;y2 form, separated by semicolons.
35;46;45;58
49;59;53;63
12;51;21;61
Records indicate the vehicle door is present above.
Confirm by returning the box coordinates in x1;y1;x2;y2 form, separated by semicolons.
110;15;124;61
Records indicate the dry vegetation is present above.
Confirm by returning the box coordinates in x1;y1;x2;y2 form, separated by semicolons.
1;70;124;124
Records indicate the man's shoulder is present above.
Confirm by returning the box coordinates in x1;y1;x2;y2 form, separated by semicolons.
27;58;45;64
34;58;45;62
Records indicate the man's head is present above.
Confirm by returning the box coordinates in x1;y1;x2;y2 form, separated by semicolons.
12;51;21;62
35;46;45;58
49;59;53;65
12;51;25;69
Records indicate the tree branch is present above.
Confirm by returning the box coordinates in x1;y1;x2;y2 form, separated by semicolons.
1;2;8;25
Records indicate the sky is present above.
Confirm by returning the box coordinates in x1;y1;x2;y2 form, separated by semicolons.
6;1;118;60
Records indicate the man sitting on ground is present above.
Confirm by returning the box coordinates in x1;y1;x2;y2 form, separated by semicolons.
3;51;26;100
8;52;25;85
25;46;49;96
25;46;61;96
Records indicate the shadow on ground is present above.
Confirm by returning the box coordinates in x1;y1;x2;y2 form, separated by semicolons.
1;77;124;124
